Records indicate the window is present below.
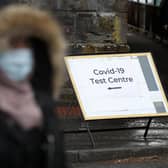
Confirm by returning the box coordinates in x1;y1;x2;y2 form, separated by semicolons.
147;0;154;5
155;0;162;6
139;0;146;4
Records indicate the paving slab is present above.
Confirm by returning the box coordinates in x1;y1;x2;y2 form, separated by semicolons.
71;155;168;168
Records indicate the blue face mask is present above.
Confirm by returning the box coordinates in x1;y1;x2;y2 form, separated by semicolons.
0;48;33;82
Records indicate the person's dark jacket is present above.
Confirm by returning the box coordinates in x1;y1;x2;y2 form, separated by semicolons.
0;93;66;168
0;5;66;168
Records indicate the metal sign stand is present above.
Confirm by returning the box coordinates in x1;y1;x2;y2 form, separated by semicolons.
144;118;153;139
79;121;96;148
66;77;153;147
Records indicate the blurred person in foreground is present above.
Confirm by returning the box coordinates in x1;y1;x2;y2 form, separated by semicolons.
0;4;66;168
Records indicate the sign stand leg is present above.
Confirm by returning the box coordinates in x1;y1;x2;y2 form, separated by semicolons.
86;122;96;148
80;122;96;148
144;118;152;139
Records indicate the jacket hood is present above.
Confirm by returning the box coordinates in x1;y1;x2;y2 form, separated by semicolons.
0;5;66;98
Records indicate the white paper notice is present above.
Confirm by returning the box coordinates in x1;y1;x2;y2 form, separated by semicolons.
65;53;168;120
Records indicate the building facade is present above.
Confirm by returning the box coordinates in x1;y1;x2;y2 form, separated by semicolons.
0;0;128;54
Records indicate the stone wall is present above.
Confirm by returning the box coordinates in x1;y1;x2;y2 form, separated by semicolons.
0;0;129;54
52;0;129;54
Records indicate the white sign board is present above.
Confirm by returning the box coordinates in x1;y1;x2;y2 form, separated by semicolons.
64;53;168;120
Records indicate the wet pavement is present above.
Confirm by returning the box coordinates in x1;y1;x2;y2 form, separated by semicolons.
71;155;168;168
65;120;168;162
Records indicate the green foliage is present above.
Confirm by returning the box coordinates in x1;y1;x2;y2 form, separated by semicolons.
112;15;122;44
99;16;114;32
